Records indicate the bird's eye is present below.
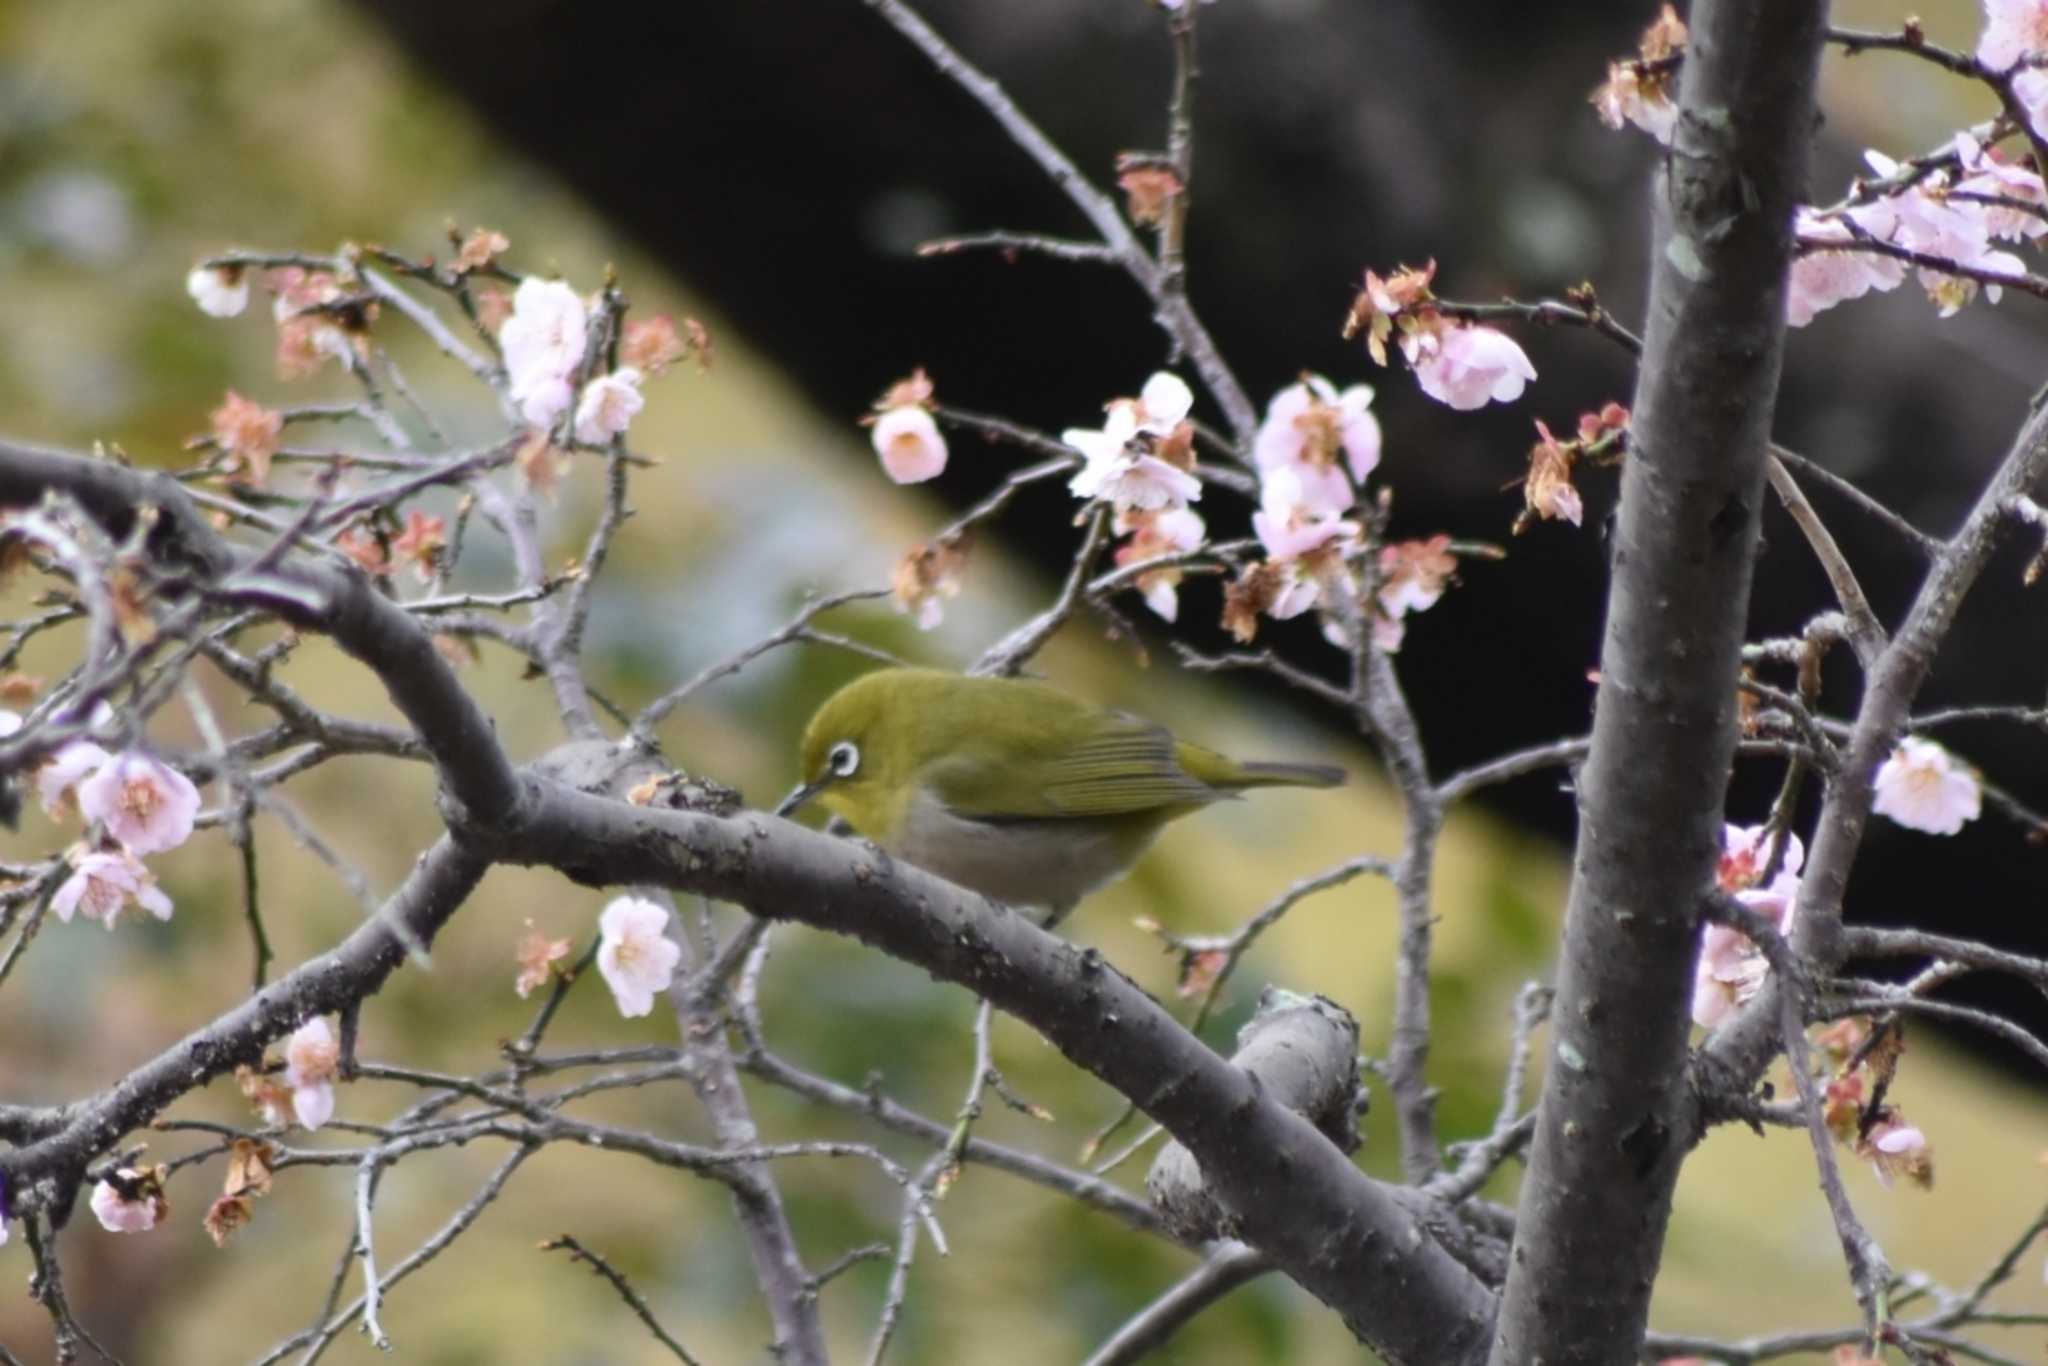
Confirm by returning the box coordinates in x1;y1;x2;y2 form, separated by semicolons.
827;741;860;777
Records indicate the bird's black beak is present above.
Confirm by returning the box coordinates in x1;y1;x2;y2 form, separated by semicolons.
774;776;830;818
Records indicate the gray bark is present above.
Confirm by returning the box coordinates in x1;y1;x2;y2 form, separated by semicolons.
1487;4;1830;1362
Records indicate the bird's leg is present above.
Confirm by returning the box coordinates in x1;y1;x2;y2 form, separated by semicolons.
1036;899;1079;933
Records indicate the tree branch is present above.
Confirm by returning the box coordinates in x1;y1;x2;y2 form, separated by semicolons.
486;782;1495;1364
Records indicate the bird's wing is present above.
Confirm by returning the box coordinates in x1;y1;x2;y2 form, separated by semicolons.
927;714;1220;821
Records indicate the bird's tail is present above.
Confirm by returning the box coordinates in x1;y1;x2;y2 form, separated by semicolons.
1229;759;1346;789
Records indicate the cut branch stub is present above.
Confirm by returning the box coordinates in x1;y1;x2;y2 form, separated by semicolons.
1146;989;1363;1242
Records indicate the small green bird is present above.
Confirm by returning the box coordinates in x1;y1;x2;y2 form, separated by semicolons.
780;668;1344;909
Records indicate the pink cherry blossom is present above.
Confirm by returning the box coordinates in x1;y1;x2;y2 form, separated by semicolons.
1377;536;1457;618
1954;134;2048;241
285;1017;341;1129
1986;1;2048;126
90;1172;162;1233
1403;323;1537;410
597;895;682;1018
1735;868;1801;932
1265;567;1327;622
1862;1120;1932;1187
573;367;645;444
499;278;588;429
1250;469;1360;624
1370;537;1458;656
1977;0;2048;72
1716;822;1803;934
515;375;574;429
891;541;964;631
1690;922;1763;1029
1872;737;1981;835
186;264;249;318
1131;372;1194;435
37;738;110;817
1063;374;1203;512
77;751;200;855
1692;823;1808;1029
1847;152;2027;313
1067;446;1201;511
53;849;173;928
1252;376;1380;515
872;405;949;484
1113;506;1205;621
270;269;355;378
1787;210;1907;326
1064;409;1202;511
1252;467;1362;562
2015;67;2048;140
1717;822;1803;892
1590;7;1687;144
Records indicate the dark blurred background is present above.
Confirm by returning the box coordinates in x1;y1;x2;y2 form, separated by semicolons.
351;0;2048;1057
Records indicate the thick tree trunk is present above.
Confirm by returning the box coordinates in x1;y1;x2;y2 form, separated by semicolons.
1487;4;1829;1362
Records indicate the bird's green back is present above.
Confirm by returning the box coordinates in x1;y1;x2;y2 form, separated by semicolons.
800;669;1340;829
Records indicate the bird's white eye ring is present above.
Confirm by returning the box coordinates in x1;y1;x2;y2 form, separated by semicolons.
828;741;860;778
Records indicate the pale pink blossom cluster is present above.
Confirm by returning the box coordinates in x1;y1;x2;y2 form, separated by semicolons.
284;1017;342;1129
500;277;588;427
1786;139;2039;326
1691;823;1804;1030
35;714;201;931
1872;737;1982;836
1252;376;1381;516
497;277;645;441
1979;0;2048;136
1238;376;1378;640
1238;375;1455;650
573;367;645;444
1064;372;1203;513
1112;505;1207;621
270;267;359;378
1784;211;1907;328
1066;373;1208;621
597;895;682;1018
1346;265;1538;410
1252;464;1362;629
1372;536;1459;653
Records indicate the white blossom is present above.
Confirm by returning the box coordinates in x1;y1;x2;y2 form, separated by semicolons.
1872;737;1981;835
597;896;682;1018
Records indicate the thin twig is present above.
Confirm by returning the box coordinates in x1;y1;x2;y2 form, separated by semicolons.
971;503;1111;676
1768;444;1942;557
917;231;1120;264
540;1235;704;1365
1765;453;1886;667
635;588;890;740
1079;1242;1271;1366
863;0;1258;441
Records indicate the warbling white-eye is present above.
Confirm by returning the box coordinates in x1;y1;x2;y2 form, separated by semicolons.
778;668;1344;909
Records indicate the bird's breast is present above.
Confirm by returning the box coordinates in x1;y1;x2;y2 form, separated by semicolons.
887;788;1160;908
